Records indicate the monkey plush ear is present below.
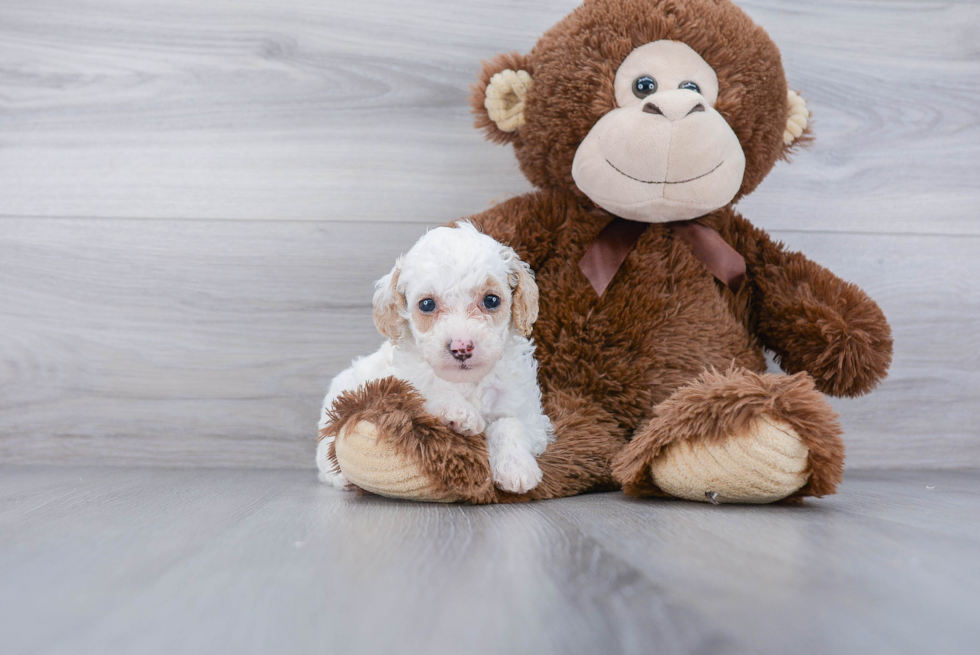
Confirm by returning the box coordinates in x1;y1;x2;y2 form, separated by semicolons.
372;256;407;342
783;90;811;147
471;52;535;144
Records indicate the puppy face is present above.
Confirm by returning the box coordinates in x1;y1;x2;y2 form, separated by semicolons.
373;222;538;384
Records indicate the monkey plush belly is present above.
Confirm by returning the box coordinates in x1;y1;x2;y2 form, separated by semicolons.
531;217;766;430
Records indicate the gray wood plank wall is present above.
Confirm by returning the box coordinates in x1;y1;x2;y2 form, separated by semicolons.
2;0;978;469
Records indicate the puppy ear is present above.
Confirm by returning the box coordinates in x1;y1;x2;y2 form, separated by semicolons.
470;52;534;145
373;256;406;342
502;246;539;337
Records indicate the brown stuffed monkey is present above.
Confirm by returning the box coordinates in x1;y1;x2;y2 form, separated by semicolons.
322;0;893;505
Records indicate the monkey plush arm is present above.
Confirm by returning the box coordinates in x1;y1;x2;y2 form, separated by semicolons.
455;189;566;269
737;219;893;398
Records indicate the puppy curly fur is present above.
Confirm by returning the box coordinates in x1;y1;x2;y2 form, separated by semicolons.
317;223;553;494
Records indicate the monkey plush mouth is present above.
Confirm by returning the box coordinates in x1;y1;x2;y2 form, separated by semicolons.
605;159;724;185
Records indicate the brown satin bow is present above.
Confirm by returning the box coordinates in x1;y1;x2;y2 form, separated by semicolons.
578;217;746;296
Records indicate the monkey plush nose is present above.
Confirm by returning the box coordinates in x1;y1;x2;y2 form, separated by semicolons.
643;93;705;122
449;339;475;361
642;102;664;116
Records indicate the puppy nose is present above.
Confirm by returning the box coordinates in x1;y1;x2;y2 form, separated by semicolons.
449;339;474;361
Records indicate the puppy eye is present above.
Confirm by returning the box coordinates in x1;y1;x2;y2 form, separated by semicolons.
482;294;500;309
679;81;700;93
418;298;436;313
632;76;657;98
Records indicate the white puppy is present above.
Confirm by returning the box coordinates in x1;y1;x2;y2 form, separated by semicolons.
316;222;553;494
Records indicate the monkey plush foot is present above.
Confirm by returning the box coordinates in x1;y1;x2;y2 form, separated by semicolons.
649;415;810;504
612;368;845;504
321;377;497;504
334;421;455;502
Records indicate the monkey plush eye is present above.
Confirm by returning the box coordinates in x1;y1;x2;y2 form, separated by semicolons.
632;76;658;98
678;81;700;93
418;298;436;313
482;294;500;309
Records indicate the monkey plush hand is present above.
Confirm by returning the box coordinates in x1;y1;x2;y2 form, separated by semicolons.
321;0;892;504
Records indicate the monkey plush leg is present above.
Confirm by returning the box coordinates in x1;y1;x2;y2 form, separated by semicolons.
324;377;627;504
321;377;495;503
611;368;844;504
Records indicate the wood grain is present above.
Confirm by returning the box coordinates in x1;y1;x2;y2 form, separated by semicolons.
0;219;425;468
1;466;978;655
0;0;977;234
1;0;978;470
1;219;977;469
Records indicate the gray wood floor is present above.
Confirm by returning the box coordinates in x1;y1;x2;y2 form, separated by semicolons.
1;466;978;655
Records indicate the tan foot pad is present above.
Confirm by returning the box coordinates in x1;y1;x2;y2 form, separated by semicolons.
334;421;461;503
650;415;810;504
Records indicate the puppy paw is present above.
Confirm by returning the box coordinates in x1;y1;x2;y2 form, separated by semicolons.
491;448;543;494
318;468;350;489
436;404;486;436
316;438;352;490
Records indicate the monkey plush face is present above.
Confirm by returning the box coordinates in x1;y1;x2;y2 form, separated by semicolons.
571;41;746;223
471;0;811;217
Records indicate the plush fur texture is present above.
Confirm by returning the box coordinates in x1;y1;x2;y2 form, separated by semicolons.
611;367;844;499
322;378;627;504
317;223;553;494
322;377;498;503
325;0;892;504
469;0;809;203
